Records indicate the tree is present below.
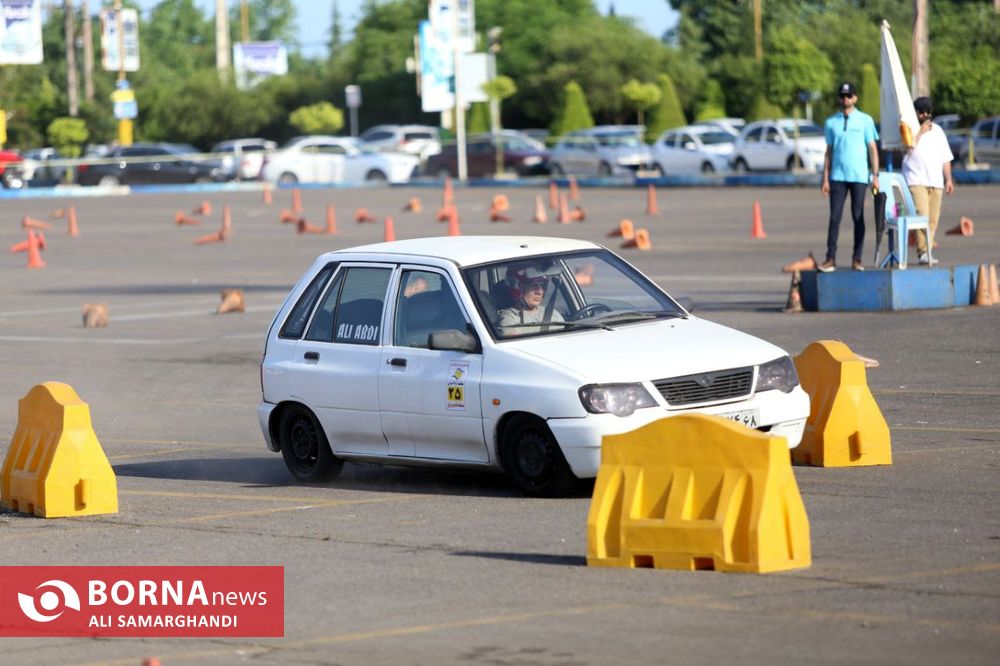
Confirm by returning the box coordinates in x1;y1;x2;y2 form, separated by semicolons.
481;75;517;174
694;79;726;121
646;73;687;137
551;81;594;136
47;117;89;158
748;96;784;122
859;63;880;120
620;80;661;131
289;102;344;134
763;25;834;114
467;103;491;134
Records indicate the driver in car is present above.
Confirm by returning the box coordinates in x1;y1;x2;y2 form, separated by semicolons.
497;267;565;335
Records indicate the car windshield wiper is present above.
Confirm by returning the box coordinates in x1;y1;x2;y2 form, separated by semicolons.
498;321;613;332
597;310;686;324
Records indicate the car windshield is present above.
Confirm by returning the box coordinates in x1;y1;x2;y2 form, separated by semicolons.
462;249;686;340
695;131;735;145
593;132;643;147
779;121;823;138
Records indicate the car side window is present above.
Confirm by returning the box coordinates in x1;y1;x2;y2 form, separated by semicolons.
393;271;468;349
317;144;348;155
304;267;391;345
280;263;337;339
662;132;677;147
745;127;762;143
765;127;781;143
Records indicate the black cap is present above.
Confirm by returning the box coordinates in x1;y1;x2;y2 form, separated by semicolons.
837;82;856;97
914;97;933;114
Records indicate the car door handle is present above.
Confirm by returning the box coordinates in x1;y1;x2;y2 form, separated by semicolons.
388;357;406;367
304;351;319;361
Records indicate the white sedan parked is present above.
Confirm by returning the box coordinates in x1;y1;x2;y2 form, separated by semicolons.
259;135;419;185
258;237;809;496
731;119;827;172
652;125;736;174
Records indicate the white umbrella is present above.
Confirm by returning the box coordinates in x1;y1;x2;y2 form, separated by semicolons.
880;20;919;150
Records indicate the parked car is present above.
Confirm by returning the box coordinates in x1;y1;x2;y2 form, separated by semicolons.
731;119;827;172
76;143;230;186
358;124;442;161
422;133;550;178
548;126;657;177
652;125;735;174
211;138;277;180
0;149;23;188
257;236;810;496
18;148;67;185
698;117;746;137
959;116;1000;164
260;136;418;186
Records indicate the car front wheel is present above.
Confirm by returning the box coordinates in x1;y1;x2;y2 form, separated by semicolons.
734;157;749;173
278;172;298;185
365;169;388;183
98;174;120;187
501;416;577;497
279;404;343;483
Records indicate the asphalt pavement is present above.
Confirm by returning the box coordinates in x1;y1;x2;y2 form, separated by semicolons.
1;183;998;665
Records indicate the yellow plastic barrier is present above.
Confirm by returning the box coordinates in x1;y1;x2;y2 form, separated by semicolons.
1;382;118;518
793;340;891;467
587;414;810;573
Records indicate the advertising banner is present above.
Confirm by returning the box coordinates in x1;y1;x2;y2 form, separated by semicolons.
419;20;454;113
429;0;475;54
0;566;284;638
233;41;288;90
0;0;43;65
100;8;140;72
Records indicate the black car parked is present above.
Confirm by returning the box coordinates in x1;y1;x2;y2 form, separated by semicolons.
76;143;231;186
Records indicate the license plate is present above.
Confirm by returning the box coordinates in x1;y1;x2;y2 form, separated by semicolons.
719;409;759;428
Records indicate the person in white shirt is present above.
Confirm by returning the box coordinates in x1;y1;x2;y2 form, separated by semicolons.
902;97;955;265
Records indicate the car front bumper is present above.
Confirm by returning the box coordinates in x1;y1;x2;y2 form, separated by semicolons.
546;385;810;479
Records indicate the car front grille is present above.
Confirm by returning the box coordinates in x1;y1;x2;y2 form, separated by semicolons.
653;367;754;406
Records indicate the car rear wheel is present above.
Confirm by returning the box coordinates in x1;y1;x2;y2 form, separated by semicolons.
501;416;577;497
786;154;803;171
279;404;342;483
278;172;298;185
598;162;613;176
98;174;120;187
550;163;564;176
734;158;749;173
365;169;388;183
700;161;715;174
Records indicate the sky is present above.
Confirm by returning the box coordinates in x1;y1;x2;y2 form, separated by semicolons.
131;1;679;59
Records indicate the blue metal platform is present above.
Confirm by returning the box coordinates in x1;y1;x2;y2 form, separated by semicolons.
799;264;981;311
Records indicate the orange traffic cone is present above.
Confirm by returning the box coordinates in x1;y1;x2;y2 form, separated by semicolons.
194;230;225;245
446;207;461;237
442;176;454;208
26;229;45;268
175;211;201;225
570;205;586;222
217;289;246;314
280;209;300;224
558;193;571;224
751;200;767;239
296;218;324;234
193;201;212;216
292;188;303;214
532;195;548;223
489;205;511;222
67;206;79;237
548;181;558;210
404;196;422;213
946;216;974;236
492;194;510;211
645;184;659;215
354;208;376;223
990;264;1000;304
263;182;273;205
51;207;68;219
782;252;817;273
82;303;109;328
436;205;454;222
10;230;47;253
568;175;580;201
607;219;635;240
383;215;397;242
222;205;232;234
325;204;337;234
620;228;651;251
22;215;52;230
974;264;993;306
783;271;804;313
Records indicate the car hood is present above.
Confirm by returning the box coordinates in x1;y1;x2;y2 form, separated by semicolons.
503;316;787;384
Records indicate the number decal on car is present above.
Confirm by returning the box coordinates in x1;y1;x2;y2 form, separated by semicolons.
446;361;469;411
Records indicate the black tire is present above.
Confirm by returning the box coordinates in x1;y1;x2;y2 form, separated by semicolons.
550;163;564;176
700;161;715;174
500;416;577;497
734;158;749;174
365;169;388;183
786;154;803;171
98;174;120;187
597;162;613;176
279;404;342;483
278;172;298;185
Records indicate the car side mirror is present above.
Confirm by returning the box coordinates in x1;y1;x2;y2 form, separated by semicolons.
429;328;480;353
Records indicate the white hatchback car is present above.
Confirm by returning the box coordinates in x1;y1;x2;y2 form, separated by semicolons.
731;119;827;172
652;125;736;175
259;237;809;496
260;136;419;186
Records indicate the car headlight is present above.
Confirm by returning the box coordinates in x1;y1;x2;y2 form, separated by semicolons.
756;356;799;393
521;156;542;166
579;383;657;417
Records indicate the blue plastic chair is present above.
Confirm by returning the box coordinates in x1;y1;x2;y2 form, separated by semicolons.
877;171;931;269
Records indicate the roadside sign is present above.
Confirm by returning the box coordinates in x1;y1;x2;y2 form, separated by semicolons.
111;81;138;120
100;8;140;72
345;85;362;109
0;0;44;65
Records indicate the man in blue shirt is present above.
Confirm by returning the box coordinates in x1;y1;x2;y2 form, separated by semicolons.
819;82;880;272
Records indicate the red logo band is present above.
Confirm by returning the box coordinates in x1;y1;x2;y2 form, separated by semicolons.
0;566;283;637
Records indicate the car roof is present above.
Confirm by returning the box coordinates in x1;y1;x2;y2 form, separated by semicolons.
321;236;601;268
